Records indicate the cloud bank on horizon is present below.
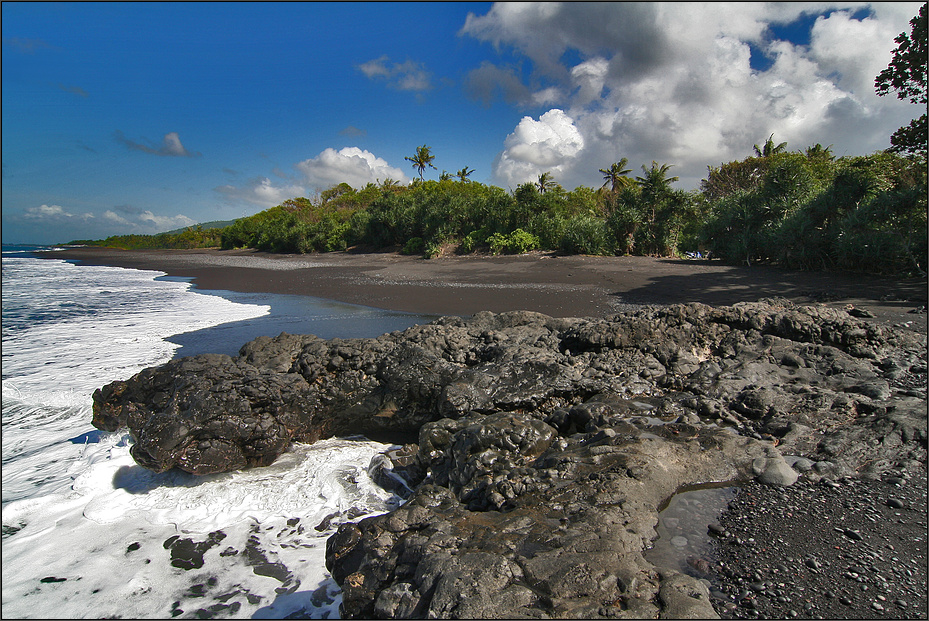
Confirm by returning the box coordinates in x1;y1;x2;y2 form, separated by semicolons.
1;2;923;244
468;2;921;189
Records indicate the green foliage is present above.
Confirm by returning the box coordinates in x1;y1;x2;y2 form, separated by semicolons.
599;159;633;193
598;163;698;257
486;233;507;254
402;237;425;255
506;229;541;254
460;228;489;252
345;209;372;246
536;172;557;194
753;134;788;158
605;187;643;255
161;219;236;235
424;240;445;259
701;149;926;275
701;156;770;202
80;225;223;250
217;185;375;253
456;166;475;182
874;3;927;156
77;141;925;278
562;186;600;217
405;144;437;180
487;229;540;254
560;216;613;255
833;182;927;275
362;191;416;248
525;213;566;250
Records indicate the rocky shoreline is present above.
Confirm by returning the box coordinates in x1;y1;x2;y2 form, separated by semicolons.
91;298;927;618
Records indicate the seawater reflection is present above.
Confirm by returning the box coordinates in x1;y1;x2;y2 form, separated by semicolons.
159;278;441;358
646;483;740;578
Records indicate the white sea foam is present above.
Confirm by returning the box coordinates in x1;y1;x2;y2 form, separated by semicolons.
2;436;396;619
1;255;271;506
1;251;412;619
2;256;268;401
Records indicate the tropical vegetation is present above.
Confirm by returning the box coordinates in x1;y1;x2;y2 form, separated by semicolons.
875;2;927;157
71;225;225;250
71;7;927;278
75;143;925;277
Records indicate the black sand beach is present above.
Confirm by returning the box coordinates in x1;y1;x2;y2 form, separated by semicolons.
44;247;928;619
44;247;928;331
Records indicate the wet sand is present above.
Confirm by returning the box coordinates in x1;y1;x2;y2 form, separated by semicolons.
41;247;928;332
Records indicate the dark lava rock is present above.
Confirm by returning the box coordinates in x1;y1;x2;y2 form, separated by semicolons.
89;300;927;618
93;301;926;478
326;410;770;618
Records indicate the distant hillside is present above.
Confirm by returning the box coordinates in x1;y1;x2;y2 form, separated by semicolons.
66;220;236;250
162;220;237;235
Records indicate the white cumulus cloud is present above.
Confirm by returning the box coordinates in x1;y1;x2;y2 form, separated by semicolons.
138;211;196;230
24;204;94;220
24;204;71;219
494;109;584;187
215;177;307;208
214;147;409;210
571;57;610;106
808;9;899;97
465;2;923;190
103;210;130;224
296;147;410;190
19;203;198;237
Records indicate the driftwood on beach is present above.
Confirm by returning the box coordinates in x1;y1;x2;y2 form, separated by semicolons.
92;299;927;618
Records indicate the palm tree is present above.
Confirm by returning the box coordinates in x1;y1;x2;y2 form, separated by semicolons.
380;178;401;192
636;161;679;206
599;158;633;193
456;166;474;182
439;170;452;181
753;134;788;157
636;161;678;190
804;143;834;160
633;162;683;255
405;145;437;180
537;171;556;194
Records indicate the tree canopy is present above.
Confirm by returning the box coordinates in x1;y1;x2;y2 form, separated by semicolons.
536;172;556;194
405;145;437;180
599;159;633;193
457;166;474;182
72;146;925;278
753;134;788;158
875;2;927;157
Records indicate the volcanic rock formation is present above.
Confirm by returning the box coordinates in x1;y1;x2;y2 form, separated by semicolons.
92;299;927;618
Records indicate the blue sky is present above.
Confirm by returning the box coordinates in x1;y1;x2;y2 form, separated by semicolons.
2;2;923;245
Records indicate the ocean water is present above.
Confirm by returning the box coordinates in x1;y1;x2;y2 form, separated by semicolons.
1;246;437;619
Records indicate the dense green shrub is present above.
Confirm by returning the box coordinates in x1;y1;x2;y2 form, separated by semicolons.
526;213;566;250
460;228;490;252
362;191;416;248
505;228;540;254
700;149;926;275
402;237;425;255
831;183;927;274
81;226;223;250
604;188;643;255
487;229;540;254
79;146;925;277
560;216;613;255
424;239;445;259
